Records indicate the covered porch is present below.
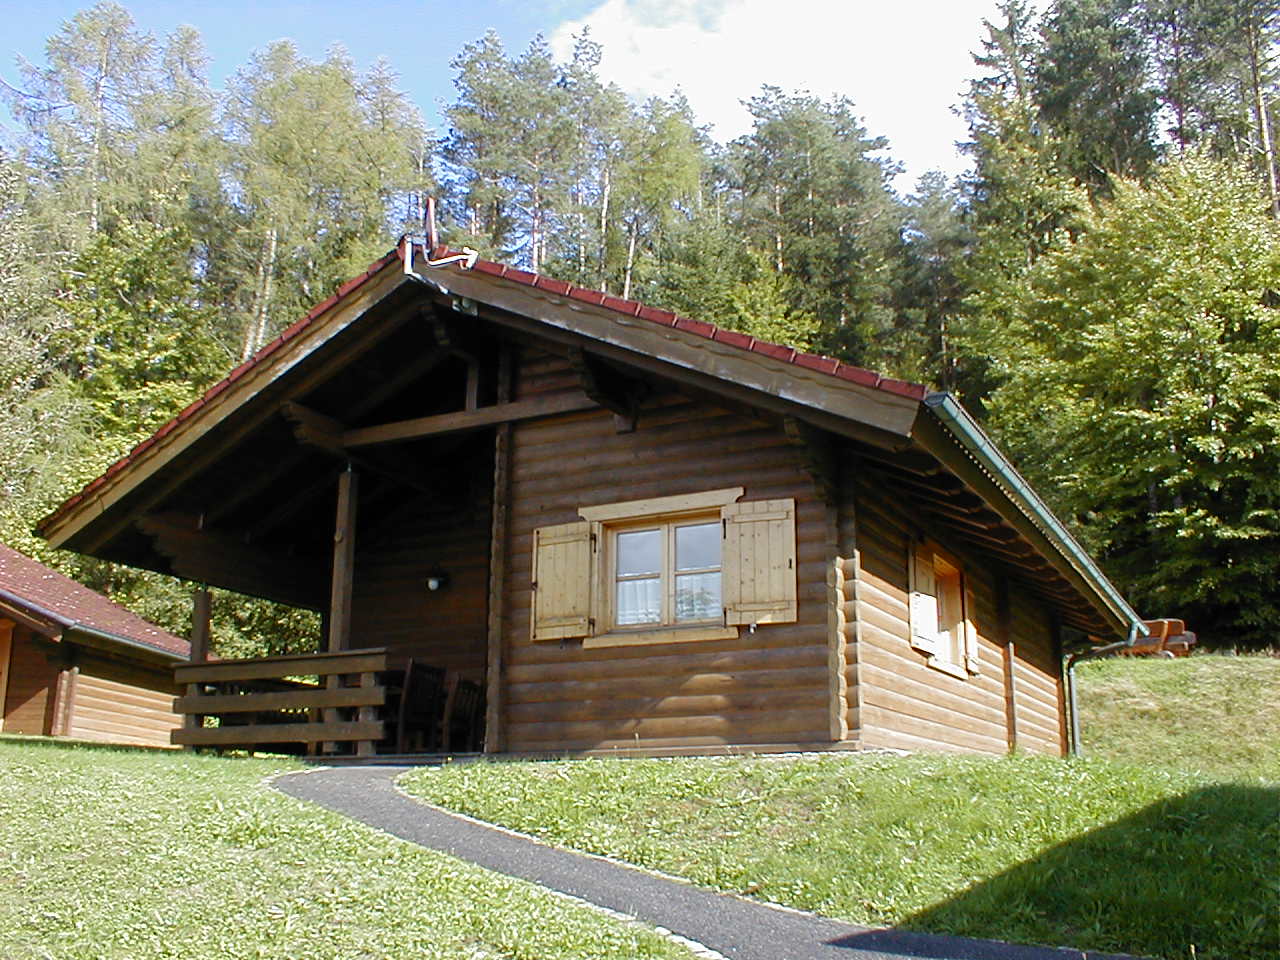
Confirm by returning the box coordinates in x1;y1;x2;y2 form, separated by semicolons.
36;259;562;756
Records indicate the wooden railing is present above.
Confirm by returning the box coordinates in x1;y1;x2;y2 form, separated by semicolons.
171;648;389;756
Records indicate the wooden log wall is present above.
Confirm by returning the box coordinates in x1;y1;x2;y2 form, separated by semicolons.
502;348;833;754
350;484;491;683
849;470;1066;756
1009;595;1068;754
1;627;60;735
63;651;180;748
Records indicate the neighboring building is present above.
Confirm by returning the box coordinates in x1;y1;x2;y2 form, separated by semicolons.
0;544;187;747
37;240;1145;757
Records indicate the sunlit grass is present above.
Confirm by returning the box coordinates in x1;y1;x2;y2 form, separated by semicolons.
402;656;1280;960
1075;654;1280;780
0;740;693;960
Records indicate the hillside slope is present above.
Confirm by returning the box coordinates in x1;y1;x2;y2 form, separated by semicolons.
1075;654;1280;781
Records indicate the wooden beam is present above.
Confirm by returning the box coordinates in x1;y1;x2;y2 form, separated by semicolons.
174;686;385;713
174;648;387;683
138;514;324;609
567;346;648;433
281;401;346;454
328;468;358;653
58;665;79;736
484;346;514;754
172;720;383;746
190;589;211;663
343;391;598;448
282;402;446;498
785;417;838;505
207;348;453;528
432;270;921;439
997;578;1018;754
409;285;913;453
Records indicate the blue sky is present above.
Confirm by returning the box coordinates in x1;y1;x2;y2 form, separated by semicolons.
1;0;1032;190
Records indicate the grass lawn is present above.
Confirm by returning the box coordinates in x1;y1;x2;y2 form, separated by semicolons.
0;739;695;960
1074;654;1280;780
402;657;1280;960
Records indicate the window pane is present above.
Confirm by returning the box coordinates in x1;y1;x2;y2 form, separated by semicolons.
675;571;721;622
617;577;661;625
675;522;719;571
616;529;661;576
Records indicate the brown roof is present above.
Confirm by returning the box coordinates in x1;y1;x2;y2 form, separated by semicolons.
0;543;188;658
40;243;925;534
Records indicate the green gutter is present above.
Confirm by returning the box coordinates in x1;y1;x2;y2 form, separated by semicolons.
923;392;1146;638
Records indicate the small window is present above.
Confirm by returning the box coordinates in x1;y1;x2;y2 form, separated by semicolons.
910;541;979;677
613;519;723;628
532;487;797;648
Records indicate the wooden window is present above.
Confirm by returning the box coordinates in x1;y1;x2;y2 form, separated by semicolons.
909;541;980;677
611;518;724;628
532;488;797;648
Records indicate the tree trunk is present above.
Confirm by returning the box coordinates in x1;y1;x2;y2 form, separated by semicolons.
597;165;612;292
1244;13;1280;218
622;216;638;301
241;226;278;362
774;183;784;272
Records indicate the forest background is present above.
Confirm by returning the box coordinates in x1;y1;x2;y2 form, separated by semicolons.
1;0;1277;654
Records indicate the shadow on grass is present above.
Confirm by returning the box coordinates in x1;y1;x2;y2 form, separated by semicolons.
828;784;1280;960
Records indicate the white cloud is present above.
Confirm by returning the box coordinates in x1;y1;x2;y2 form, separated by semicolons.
550;0;1022;190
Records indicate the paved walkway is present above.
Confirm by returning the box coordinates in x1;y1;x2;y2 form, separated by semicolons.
274;765;1139;960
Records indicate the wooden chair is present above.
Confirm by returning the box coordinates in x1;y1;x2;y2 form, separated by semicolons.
395;659;447;754
442;677;485;753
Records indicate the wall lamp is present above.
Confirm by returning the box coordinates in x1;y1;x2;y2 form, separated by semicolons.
425;572;450;592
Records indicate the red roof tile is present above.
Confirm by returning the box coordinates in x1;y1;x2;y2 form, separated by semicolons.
0;544;188;657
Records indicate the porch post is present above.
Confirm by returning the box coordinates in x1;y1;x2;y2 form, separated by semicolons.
190;588;211;663
484;346;514;753
184;587;212;740
328;465;358;653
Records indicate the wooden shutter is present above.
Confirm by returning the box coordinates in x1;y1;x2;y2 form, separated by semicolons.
722;499;797;626
531;521;594;641
908;545;940;655
963;580;981;674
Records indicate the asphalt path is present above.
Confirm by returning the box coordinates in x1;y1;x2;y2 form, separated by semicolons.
274;765;1141;960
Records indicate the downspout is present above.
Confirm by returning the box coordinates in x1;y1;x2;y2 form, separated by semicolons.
1064;620;1142;757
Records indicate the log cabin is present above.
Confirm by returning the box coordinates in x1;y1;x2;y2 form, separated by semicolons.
36;239;1146;758
0;543;187;747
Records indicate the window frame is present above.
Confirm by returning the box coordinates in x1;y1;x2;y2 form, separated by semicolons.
581;488;744;649
605;515;727;633
909;538;981;678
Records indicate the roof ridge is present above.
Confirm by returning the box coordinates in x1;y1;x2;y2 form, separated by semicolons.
447;247;928;401
42;243;927;534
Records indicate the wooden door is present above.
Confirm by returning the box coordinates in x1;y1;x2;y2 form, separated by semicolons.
0;620;13;732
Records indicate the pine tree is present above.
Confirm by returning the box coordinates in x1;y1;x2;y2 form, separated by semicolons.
1035;0;1160;183
730;87;904;363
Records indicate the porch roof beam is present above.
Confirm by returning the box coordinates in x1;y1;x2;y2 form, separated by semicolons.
342;391;598;448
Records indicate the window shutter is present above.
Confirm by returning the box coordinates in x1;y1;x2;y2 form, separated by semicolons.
531;521;594;641
963;581;981;674
722;498;797;626
908;546;940;655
